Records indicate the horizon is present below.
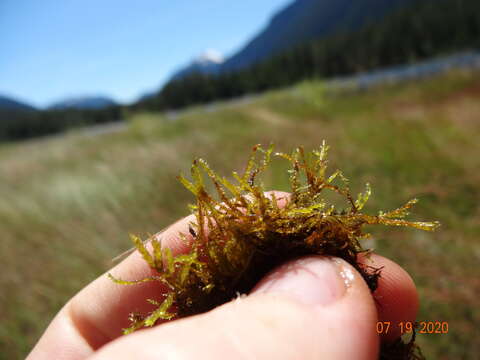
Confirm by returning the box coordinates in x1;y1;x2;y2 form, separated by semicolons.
0;0;289;109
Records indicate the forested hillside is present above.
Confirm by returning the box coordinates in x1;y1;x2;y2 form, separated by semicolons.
0;106;121;141
220;0;417;73
139;0;480;111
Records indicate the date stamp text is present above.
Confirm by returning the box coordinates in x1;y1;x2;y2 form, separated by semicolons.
376;321;449;335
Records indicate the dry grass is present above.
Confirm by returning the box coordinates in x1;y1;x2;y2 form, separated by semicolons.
0;69;479;359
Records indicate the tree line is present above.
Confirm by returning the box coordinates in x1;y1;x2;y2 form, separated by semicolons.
0;106;121;142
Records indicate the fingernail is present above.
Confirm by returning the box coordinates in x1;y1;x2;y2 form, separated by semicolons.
253;256;353;306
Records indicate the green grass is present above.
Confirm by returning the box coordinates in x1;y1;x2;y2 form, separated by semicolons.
1;69;479;359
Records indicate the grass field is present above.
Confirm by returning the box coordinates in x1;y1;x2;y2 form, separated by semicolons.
1;69;479;359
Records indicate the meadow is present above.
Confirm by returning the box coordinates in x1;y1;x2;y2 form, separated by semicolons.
1;69;479;359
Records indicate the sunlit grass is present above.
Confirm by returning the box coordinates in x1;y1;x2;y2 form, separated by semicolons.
1;69;479;358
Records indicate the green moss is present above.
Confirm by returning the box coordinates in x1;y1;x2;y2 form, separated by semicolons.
110;142;439;359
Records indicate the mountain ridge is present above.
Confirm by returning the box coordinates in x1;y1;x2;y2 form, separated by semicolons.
0;95;37;112
48;96;117;110
170;50;224;81
168;0;420;82
222;0;420;72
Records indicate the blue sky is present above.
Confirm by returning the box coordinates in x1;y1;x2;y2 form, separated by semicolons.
0;0;289;108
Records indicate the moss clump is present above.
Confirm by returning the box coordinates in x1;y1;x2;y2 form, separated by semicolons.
110;142;439;359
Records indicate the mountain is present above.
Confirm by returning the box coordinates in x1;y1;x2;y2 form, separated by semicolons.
145;50;224;100
169;49;224;81
49;96;117;110
137;90;157;102
145;0;424;99
222;0;419;72
0;95;36;112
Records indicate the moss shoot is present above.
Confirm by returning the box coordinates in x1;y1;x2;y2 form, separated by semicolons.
110;142;439;359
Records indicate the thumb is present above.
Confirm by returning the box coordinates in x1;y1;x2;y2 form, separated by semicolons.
90;256;379;360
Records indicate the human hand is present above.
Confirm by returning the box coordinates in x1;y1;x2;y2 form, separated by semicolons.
27;193;418;360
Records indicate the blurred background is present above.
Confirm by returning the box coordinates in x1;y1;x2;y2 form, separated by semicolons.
1;0;479;358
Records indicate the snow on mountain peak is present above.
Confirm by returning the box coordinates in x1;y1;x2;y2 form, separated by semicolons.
195;49;224;65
